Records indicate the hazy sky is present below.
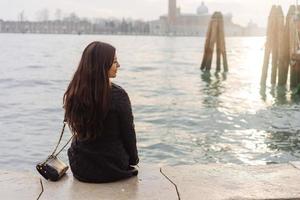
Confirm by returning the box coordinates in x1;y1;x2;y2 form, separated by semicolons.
0;0;295;27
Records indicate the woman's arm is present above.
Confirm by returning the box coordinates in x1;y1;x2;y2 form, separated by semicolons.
118;90;139;165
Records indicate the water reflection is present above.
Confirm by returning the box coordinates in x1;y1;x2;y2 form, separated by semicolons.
200;71;227;108
291;94;300;102
266;130;300;160
291;85;300;102
260;85;300;105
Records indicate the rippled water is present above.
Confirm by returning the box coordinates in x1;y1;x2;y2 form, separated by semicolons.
0;34;300;171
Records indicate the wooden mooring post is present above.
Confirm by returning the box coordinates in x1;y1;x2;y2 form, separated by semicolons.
289;5;300;88
278;6;295;86
262;5;300;89
201;12;228;72
291;54;300;88
261;5;284;86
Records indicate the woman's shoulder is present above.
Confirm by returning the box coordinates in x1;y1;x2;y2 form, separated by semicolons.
111;83;131;107
112;83;128;99
112;83;124;90
112;83;127;95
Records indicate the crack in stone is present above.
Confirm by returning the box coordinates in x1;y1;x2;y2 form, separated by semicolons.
289;162;300;171
36;179;44;200
160;167;181;200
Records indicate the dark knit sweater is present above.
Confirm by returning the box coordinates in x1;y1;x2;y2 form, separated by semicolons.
67;83;139;183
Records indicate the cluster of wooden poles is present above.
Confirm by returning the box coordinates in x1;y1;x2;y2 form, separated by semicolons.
201;12;228;72
261;5;300;88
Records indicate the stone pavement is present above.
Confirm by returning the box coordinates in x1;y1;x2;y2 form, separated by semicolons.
1;163;300;200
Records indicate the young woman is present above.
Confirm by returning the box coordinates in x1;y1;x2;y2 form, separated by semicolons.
64;41;139;183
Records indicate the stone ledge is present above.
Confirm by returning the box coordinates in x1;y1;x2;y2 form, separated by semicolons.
0;165;178;200
0;170;42;200
289;161;300;171
162;163;300;200
2;163;300;200
40;165;178;200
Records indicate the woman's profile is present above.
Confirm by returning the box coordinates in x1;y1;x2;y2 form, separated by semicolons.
63;41;139;183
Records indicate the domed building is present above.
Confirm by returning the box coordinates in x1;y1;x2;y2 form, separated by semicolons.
150;0;244;36
197;2;209;15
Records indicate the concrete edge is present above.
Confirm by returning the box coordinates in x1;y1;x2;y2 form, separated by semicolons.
289;161;300;171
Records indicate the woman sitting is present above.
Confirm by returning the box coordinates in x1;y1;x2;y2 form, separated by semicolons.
64;41;139;183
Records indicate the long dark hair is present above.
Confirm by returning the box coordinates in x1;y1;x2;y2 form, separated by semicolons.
63;41;116;140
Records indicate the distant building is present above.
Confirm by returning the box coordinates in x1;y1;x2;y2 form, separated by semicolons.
0;20;93;34
150;0;259;36
0;19;150;35
0;20;3;32
244;20;265;36
0;2;265;36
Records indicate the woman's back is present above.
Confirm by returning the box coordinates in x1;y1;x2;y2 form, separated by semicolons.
63;41;139;183
68;83;139;183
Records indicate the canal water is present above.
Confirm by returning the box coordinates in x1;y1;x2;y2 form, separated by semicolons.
0;34;299;171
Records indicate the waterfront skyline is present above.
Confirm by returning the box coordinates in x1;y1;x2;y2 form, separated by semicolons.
0;0;295;27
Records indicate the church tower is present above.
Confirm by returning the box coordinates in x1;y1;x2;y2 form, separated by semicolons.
168;0;177;24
